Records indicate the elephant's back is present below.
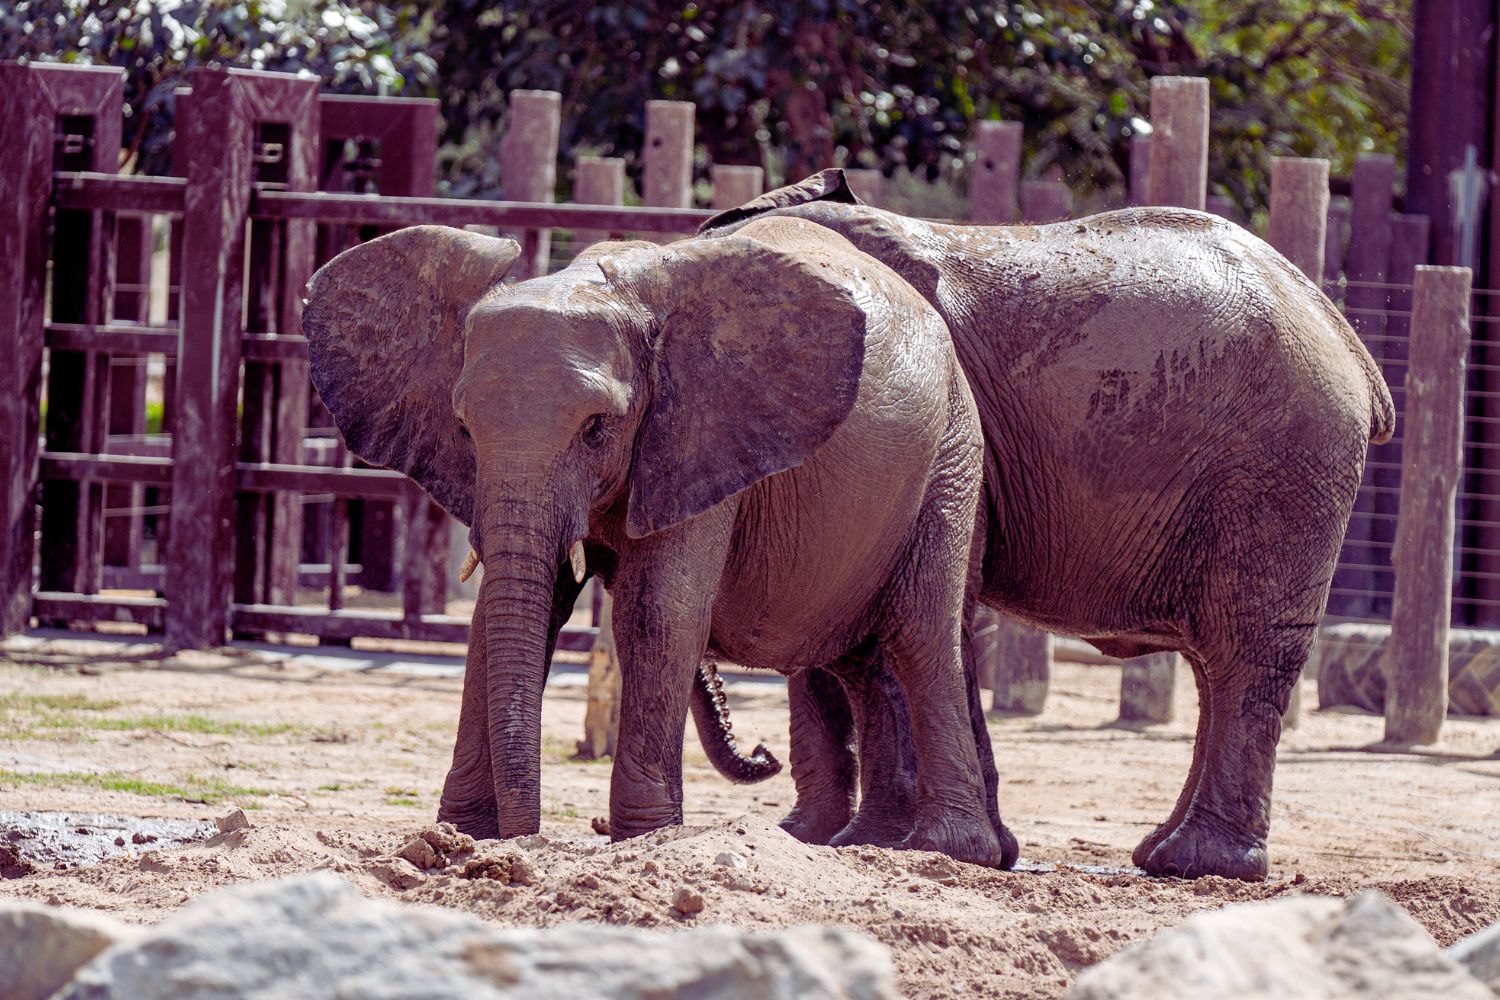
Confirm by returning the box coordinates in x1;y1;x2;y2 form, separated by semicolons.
957;209;1380;459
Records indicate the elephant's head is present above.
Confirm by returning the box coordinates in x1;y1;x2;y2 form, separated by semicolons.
302;220;873;837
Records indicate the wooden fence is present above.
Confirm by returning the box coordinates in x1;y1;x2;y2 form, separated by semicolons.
0;61;1483;736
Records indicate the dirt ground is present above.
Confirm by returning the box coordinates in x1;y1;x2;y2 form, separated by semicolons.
2;632;1498;999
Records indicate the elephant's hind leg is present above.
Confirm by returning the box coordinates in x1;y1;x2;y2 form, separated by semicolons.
1140;621;1314;881
828;641;920;849
1131;650;1212;868
779;666;858;844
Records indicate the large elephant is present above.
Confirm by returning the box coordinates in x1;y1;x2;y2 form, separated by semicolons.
302;215;1015;867
696;170;1395;881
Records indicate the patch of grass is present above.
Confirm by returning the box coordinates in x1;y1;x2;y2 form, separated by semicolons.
542;734;608;765
0;768;272;804
58;713;297;737
543;804;579;819
318;782;353;792
385;797;421;807
0;692;124;713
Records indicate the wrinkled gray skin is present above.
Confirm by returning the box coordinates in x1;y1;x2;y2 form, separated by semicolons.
701;170;1395;881
302;215;1015;867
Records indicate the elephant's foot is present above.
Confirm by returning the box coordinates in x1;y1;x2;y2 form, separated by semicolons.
1139;818;1268;881
901;813;1010;869
828;807;912;849
1130;819;1177;869
778;803;851;845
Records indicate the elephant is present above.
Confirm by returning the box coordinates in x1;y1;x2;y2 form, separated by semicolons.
301;215;1017;868
692;170;1395;881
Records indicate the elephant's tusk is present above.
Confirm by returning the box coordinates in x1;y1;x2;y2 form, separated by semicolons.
457;547;480;584
569;539;587;584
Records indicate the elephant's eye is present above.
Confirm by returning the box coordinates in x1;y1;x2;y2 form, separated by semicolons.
580;414;610;448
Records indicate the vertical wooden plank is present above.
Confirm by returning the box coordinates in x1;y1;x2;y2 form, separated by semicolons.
500;90;561;278
979;610;1051;716
969;120;1022;224
1408;0;1493;267
643;100;695;211
1373;214;1432;620
1128;134;1151;207
1019;180;1070;223
1146;76;1209;211
231;77;320;630
1332;155;1396;619
843;168;883;207
0;66;51;636
1385;266;1471;743
1267;157;1330;285
574;156;625;249
1119;652;1178;724
33;66;124;604
164;68;255;649
104;215;152;570
711;164;763;210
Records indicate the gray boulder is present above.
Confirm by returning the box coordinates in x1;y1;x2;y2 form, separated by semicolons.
0;899;138;1000
1448;920;1500;995
56;872;896;1000
1067;890;1493;1000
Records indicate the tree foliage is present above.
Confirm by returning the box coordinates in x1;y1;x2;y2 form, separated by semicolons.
3;0;1411;215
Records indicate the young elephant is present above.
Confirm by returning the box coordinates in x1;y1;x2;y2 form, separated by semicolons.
697;170;1396;881
302;216;1015;867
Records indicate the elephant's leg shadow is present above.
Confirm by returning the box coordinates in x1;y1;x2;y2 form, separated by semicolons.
778;666;859;845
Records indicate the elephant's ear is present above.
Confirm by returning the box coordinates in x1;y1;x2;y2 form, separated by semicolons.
697;168;862;235
621;222;869;538
302;226;519;527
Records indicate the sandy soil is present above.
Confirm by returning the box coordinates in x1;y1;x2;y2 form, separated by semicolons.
2;633;1498;999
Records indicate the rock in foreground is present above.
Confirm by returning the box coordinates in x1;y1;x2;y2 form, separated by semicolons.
0;900;138;1000
1067;890;1493;1000
53;871;896;1000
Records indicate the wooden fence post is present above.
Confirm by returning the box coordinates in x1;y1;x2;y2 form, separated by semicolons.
970;121;1022;224
711;164;763;210
164;69;255;649
1332;155;1397;619
844;168;884;207
501;90;561;278
0;65;52;636
1324;198;1351;300
1265;155;1332;727
1020;180;1071;224
104;215;153;573
1119;653;1178;724
1146;76;1208;210
579;589;620;759
980;609;1051;716
1128;134;1151;207
574;156;625;250
1385;266;1471;744
1268;158;1330;283
643;100;695;211
32;66;124;610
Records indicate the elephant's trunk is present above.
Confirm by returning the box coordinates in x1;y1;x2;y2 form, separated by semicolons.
690;661;782;784
479;516;562;838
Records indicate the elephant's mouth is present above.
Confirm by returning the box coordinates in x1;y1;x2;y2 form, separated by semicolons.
457;538;588;585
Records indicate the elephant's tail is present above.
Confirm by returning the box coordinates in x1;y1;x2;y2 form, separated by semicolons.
690;661;783;784
1368;372;1396;445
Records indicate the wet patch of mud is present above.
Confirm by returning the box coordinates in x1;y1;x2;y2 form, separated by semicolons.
0;810;214;878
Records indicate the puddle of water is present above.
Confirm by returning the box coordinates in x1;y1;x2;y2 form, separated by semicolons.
1;810;214;878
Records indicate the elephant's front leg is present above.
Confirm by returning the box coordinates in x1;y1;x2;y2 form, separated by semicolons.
607;503;738;840
437;617;497;838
